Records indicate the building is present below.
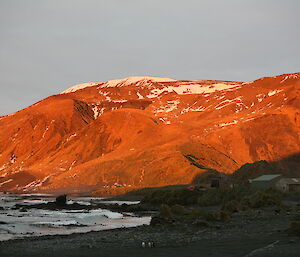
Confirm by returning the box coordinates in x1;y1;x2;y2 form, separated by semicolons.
250;174;282;190
210;174;228;188
211;178;220;188
276;178;300;193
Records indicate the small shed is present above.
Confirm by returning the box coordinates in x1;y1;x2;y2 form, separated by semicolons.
250;174;282;190
211;178;220;188
210;174;228;188
276;178;300;193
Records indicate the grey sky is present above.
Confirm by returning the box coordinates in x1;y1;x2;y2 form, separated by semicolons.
0;0;299;116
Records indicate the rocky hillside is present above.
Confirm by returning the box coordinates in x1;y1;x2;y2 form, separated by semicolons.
0;73;299;193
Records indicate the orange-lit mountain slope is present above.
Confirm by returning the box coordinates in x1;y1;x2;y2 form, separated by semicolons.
0;73;299;193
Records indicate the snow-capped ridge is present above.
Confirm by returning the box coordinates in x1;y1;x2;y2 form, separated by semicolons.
100;76;176;88
61;76;243;98
62;83;99;94
61;76;176;94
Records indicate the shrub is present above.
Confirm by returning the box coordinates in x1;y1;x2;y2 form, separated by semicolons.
205;210;231;222
159;204;173;219
221;199;248;213
187;208;208;220
197;190;222;206
155;204;233;224
142;188;200;205
197;187;251;207
171;204;187;216
247;190;282;208
219;210;231;222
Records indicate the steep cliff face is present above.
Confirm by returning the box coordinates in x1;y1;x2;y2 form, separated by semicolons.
0;73;299;193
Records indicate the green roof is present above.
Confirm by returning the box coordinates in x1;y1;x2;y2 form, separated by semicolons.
252;174;281;182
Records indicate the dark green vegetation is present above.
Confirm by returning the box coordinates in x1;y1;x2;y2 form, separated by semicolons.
144;186;289;226
123;184;190;199
141;186;283;207
109;158;298;203
114;164;300;229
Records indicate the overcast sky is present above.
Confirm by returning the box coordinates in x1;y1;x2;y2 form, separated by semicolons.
0;0;299;116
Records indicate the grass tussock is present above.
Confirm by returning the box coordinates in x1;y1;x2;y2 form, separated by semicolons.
153;204;233;226
142;188;200;205
149;187;285;225
143;186;283;209
243;189;283;209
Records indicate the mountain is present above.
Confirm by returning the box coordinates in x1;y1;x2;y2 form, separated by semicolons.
0;73;299;193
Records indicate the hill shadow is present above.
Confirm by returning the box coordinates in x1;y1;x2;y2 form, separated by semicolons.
191;152;300;185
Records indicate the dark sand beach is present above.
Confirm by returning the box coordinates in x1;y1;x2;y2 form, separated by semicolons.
1;208;299;257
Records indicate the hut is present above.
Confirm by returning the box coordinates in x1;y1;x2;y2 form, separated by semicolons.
211;178;220;188
276;178;300;193
250;174;282;190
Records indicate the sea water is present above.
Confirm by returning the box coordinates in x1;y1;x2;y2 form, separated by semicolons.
0;193;151;241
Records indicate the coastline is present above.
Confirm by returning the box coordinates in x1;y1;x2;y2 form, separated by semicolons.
1;208;299;257
0;193;152;242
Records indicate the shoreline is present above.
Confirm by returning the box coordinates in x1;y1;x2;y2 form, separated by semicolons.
0;193;153;242
0;223;149;243
1;208;299;257
0;220;152;243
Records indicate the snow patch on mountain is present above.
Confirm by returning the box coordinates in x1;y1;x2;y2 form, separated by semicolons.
215;97;243;110
181;106;206;114
146;83;241;98
155;100;180;113
137;92;144;99
256;94;265;103
42;127;49;139
0;179;13;187
280;73;299;83
217;120;238;127
98;76;176;89
23;175;52;191
268;89;283;97
61;77;242;98
112;100;127;103
62;83;99;94
61;76;174;94
66;133;77;142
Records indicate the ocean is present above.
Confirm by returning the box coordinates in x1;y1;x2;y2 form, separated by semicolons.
0;193;151;241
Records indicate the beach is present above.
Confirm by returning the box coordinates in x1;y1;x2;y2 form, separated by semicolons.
1;207;299;257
